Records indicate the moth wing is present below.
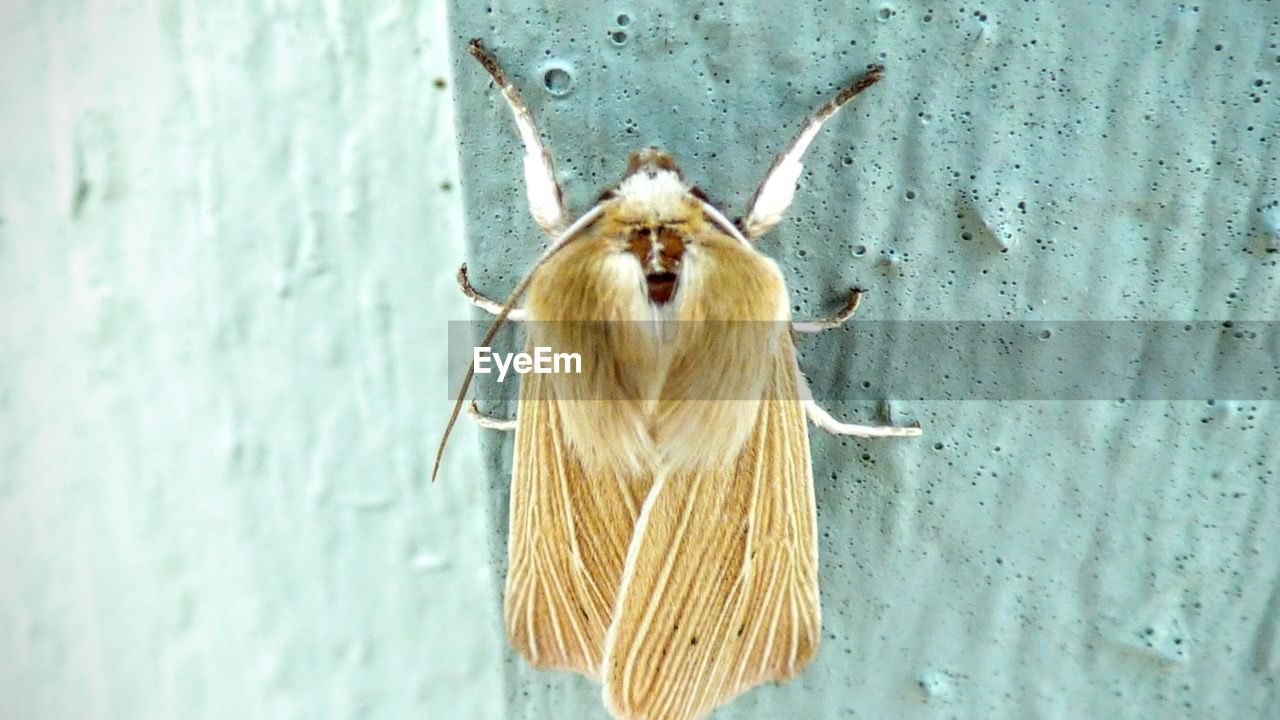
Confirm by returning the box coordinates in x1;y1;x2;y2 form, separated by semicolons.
505;368;650;679
602;337;819;720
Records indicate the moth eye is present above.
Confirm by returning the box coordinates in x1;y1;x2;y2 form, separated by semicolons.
688;186;712;203
596;188;618;203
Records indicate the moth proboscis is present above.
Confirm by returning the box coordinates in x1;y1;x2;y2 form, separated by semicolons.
435;38;922;720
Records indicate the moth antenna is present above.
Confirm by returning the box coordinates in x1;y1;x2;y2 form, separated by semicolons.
432;273;532;482
432;205;605;482
741;64;885;240
467;38;568;238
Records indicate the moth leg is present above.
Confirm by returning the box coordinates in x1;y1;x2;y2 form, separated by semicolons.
456;264;528;321
468;400;517;432
805;400;922;437
795;365;922;437
792;288;862;333
741;65;885;240
468;39;568;237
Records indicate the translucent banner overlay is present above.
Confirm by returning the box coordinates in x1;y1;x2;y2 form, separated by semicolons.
445;321;1280;401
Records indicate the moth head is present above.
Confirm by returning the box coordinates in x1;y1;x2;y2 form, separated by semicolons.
608;147;694;221
624;147;683;177
602;149;699;305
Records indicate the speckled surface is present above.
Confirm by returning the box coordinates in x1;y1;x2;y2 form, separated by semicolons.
448;1;1279;718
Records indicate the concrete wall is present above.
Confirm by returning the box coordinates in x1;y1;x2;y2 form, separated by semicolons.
449;1;1278;718
1;1;1276;719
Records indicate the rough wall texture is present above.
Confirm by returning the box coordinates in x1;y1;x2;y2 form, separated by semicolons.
0;1;501;719
1;1;1277;719
448;1;1279;719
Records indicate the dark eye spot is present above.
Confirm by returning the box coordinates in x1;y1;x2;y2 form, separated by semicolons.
646;272;678;304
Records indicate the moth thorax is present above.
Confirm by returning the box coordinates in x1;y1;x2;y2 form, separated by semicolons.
626;225;686;305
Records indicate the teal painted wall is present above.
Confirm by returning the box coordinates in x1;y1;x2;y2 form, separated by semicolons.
1;2;501;718
0;1;1276;719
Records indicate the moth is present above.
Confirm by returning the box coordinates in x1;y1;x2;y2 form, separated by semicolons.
436;38;922;720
